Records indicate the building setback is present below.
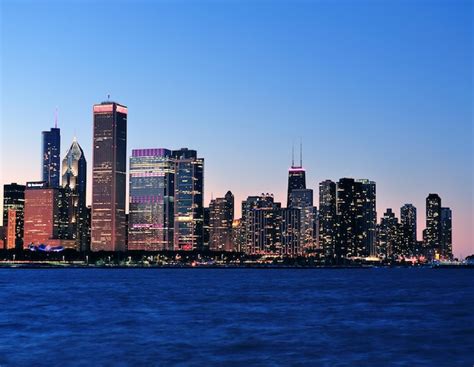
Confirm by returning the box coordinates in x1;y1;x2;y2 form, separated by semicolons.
91;102;127;252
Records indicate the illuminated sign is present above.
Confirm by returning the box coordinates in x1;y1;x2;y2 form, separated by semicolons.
26;181;47;188
93;104;113;113
116;105;128;114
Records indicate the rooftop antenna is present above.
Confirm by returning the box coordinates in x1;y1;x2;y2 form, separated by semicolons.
107;93;110;101
300;138;303;167
54;107;58;128
291;142;295;167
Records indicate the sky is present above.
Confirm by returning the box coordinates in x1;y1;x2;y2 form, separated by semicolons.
0;0;472;258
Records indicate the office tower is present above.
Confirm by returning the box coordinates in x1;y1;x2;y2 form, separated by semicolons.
319;180;337;263
244;194;281;255
280;207;301;256
287;143;306;207
172;148;204;251
91;101;127;252
23;181;74;248
2;183;25;249
128;149;175;251
289;188;316;252
377;208;400;259
209;191;234;251
355;179;377;256
440;207;452;259
400;204;417;257
42;126;61;187
425;193;442;256
203;207;210;249
335;178;376;261
232;219;245;252
62;138;88;251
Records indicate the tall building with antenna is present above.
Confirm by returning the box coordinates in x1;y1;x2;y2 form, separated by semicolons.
91;101;128;252
287;142;306;207
42;110;61;188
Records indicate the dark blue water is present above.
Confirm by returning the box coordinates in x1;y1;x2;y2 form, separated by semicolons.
0;269;472;366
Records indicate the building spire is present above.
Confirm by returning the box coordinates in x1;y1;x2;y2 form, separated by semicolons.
300;138;302;167
292;143;295;167
54;107;58;128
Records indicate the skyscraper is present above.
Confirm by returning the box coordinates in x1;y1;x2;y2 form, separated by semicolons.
287;144;306;207
128;149;175;251
377;208;400;259
425;193;442;256
62;138;88;251
42;126;61;188
209;191;234;251
244;194;281;255
355;179;376;256
288;188;316;252
91;101;127;252
2;183;25;249
172;148;204;251
440;207;452;259
319;180;337;263
280;207;301;256
400;204;417;257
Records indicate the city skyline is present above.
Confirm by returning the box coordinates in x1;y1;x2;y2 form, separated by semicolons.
1;1;472;258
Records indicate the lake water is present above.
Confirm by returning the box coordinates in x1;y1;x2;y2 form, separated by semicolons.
0;268;472;366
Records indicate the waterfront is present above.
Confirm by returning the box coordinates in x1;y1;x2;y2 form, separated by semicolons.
0;268;472;366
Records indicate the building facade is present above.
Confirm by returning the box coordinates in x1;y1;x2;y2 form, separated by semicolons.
400;204;417;257
209;191;234;251
42;127;61;188
319;180;337;263
172;148;204;250
62;138;88;251
128;149;175;251
91;102;128;252
288;188;316;252
377;208;400;259
425;193;442;256
440;207;452;259
2;183;25;249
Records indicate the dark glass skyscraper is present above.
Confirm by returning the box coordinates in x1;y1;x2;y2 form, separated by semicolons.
172;148;204;250
280;207;301;256
377;208;400;259
440;207;452;259
355;179;376;256
91;102;127;252
400;204;417;257
319;180;337;263
62;138;88;251
128;149;175;251
2;183;25;249
209;191;234;251
288;188;316;252
287;144;306;207
42;126;61;187
425;193;442;256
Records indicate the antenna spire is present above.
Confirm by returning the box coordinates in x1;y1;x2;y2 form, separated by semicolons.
292;143;295;167
54;107;58;128
300;138;302;167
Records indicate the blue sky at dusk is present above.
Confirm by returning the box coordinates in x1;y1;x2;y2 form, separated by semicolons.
1;0;472;257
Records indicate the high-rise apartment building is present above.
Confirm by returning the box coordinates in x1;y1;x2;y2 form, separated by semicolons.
440;207;452;259
400;204;417;257
319;180;337;263
425;193;442;255
209;191;234;251
91;101;127;252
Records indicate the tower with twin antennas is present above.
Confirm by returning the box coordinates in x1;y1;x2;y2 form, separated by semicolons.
41;108;61;188
287;141;306;207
